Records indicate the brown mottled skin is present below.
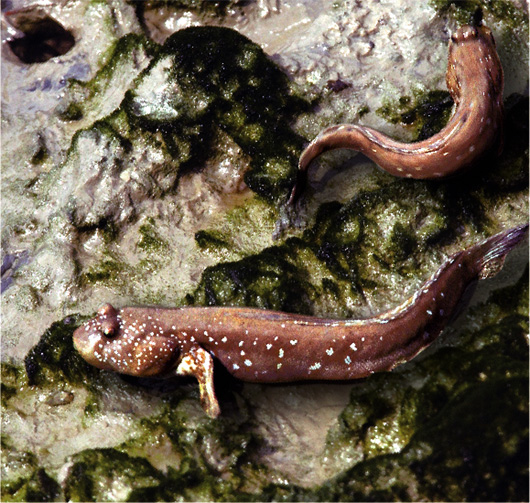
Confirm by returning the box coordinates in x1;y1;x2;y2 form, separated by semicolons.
288;23;504;205
74;225;527;417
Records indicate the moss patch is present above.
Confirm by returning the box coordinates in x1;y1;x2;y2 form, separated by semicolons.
24;314;99;389
1;437;60;503
124;26;309;201
60;33;157;122
376;90;454;141
430;0;529;29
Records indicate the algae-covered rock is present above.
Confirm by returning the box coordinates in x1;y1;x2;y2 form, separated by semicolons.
2;0;528;501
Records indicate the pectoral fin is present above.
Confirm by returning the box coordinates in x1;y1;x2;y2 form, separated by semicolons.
176;345;220;418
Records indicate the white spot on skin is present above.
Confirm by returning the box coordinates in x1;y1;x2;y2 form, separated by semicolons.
290;340;298;345
427;310;433;315
326;348;334;356
221;337;227;343
239;341;244;347
350;342;358;351
244;359;252;366
309;362;321;370
345;356;352;365
279;349;284;358
277;363;282;369
266;343;272;350
233;364;240;370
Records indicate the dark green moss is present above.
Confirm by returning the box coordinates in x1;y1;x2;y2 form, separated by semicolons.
137;218;169;252
489;264;529;315
81;257;127;285
358;105;370;117
481;94;529;196
188;241;317;313
124;26;310;201
63;433;261;502
1;436;60;503
64;449;162;502
30;142;49;165
194;229;231;251
187;143;524;316
64;33;156;114
1;468;60;503
376;90;453;141
0;363;26;406
24;314;99;388
430;0;529;29
59;102;84;121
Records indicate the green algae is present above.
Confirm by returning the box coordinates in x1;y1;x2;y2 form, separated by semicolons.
62;446;255;502
81;255;128;285
64;449;162;502
8;11;528;501
1;468;60;503
124;26;309;202
194;229;231;251
137;218;170;252
1;437;60;503
60;33;156;123
188;86;528;314
376;90;454;142
430;0;529;30
24;314;98;389
188;180;455;317
50;25;310;239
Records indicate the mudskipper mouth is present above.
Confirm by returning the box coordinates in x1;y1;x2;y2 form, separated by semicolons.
73;325;107;369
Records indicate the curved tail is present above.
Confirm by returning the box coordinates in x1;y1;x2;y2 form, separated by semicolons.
287;125;371;205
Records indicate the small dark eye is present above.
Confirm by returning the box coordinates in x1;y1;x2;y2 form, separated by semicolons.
100;319;119;338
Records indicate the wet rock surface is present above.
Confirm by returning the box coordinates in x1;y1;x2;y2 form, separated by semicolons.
1;0;528;500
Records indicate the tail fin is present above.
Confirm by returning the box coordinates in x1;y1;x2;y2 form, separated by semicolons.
471;224;528;279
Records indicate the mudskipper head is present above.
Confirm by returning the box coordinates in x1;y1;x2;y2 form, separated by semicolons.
73;303;180;377
446;22;503;99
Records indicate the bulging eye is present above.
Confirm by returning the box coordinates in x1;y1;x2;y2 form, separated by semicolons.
96;303;120;337
98;303;118;318
100;319;118;337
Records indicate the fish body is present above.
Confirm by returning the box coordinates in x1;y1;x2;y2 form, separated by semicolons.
74;225;527;417
288;23;504;205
